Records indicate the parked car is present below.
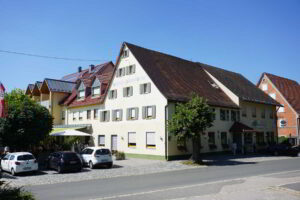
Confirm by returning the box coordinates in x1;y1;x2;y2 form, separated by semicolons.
266;143;300;156
46;151;82;173
0;152;38;176
80;147;113;169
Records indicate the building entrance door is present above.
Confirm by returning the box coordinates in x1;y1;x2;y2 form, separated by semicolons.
111;135;118;152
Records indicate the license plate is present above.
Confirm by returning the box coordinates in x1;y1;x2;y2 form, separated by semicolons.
23;167;31;170
102;159;108;162
70;161;77;164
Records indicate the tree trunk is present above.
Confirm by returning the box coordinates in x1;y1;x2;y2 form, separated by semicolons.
191;134;201;163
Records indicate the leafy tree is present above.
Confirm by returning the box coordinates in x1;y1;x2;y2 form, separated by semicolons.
0;89;53;151
168;94;213;162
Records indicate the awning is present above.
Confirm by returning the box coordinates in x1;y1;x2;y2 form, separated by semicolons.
229;121;256;133
50;125;91;136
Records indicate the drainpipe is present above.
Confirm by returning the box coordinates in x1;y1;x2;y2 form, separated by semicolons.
297;116;300;145
275;106;280;144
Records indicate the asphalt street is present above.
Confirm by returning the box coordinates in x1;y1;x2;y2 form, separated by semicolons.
27;157;300;200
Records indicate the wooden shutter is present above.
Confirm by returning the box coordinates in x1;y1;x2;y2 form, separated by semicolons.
142;106;146;119
130;87;133;96
116;69;119;77
146;83;151;93
108;91;112;99
126;108;130;120
135;107;139;120
100;111;104;122
112;110;116;121
114;90;117;98
123;88;126;97
122;68;125;76
106;111;110;122
125;66;129;75
132;65;136;73
140;84;144;94
152;105;156;119
119;109;123;120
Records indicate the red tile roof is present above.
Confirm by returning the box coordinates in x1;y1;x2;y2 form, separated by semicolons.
263;73;300;114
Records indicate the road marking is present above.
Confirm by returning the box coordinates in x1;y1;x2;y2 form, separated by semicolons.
89;169;300;200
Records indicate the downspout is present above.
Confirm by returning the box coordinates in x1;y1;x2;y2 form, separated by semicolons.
297;116;300;145
165;104;168;161
275;106;280;144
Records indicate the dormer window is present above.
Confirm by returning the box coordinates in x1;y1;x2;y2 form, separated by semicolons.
77;82;85;100
122;50;129;58
91;78;101;97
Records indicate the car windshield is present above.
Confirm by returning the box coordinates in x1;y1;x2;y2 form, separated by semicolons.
17;154;34;160
95;149;111;155
63;153;78;159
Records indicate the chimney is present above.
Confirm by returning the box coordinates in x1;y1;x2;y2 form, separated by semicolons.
78;66;82;72
89;64;95;73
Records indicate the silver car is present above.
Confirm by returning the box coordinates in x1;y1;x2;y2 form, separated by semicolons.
80;147;113;169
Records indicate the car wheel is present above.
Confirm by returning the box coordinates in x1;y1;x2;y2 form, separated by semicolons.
274;151;279;156
11;168;16;176
89;161;94;169
57;166;63;173
77;167;82;172
107;163;113;169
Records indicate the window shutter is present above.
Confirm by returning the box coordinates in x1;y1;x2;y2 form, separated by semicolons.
119;109;123;120
152;105;156;119
123;88;126;97
142;106;146;119
108;91;112;99
125;66;129;75
132;65;136;73
106;111;110;122
116;69;119;77
100;111;104;122
130;87;133;96
140;84;144;94
126;108;130;120
122;68;125;76
114;90;117;98
135;107;139;120
112;110;116;121
147;83;151;93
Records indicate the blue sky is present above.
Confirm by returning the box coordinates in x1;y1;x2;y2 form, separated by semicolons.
1;0;299;92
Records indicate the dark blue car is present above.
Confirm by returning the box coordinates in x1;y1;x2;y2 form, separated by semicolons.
47;151;82;173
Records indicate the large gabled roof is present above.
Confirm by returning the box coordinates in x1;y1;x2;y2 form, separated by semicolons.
261;73;300;114
125;42;239;108
201;64;281;106
25;84;34;95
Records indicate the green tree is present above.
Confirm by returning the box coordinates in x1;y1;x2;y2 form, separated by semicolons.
0;89;53;151
168;95;214;162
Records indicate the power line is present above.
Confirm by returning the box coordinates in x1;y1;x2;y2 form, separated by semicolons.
0;49;107;62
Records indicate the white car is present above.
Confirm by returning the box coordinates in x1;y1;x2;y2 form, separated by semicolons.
80;147;113;169
0;152;38;176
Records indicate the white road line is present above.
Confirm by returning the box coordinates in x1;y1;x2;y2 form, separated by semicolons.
89;169;300;200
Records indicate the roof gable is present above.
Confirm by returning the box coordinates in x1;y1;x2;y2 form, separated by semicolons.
91;78;101;88
43;79;76;93
78;81;85;91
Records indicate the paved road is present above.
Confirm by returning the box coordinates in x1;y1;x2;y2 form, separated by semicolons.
27;157;300;200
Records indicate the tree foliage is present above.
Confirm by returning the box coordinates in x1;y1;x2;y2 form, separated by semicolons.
0;89;53;151
168;94;213;162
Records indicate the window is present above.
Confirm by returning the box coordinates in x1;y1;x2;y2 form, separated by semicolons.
278;106;285;113
242;106;247;117
256;132;264;144
221;132;227;145
261;108;266;119
126;65;136;75
78;90;85;99
100;111;110;122
122;50;129;58
128;132;136;147
94;109;99;119
127;107;139;120
92;86;100;97
208;132;215;144
269;93;276;100
142;106;156;119
112;109;123;121
140;83;151;94
252;107;256;118
116;68;126;77
73;112;77;121
87;110;91;120
108;89;117;99
123;86;133;97
9;155;15;160
146;132;156;148
98;135;105;146
220;109;229;121
211;108;216;121
61;111;65;120
262;84;268;91
231;110;240;122
79;111;83;120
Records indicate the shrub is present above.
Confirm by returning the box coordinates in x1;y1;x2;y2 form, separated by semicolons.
115;151;125;160
0;180;35;200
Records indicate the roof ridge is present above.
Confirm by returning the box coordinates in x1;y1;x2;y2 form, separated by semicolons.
265;72;299;85
45;78;76;84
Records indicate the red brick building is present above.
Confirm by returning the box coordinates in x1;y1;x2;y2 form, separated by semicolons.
257;73;300;145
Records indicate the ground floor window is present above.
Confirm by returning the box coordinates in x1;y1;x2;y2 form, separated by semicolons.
256;132;265;145
146;132;156;148
98;135;105;146
221;132;229;149
208;132;217;150
128;132;136;147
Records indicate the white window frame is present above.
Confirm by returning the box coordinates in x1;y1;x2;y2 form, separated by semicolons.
98;135;105;146
128;132;136;147
262;84;268;91
92;86;101;97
